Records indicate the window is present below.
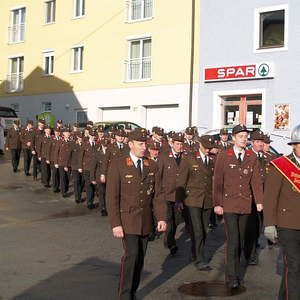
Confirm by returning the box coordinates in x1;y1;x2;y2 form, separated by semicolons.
7;56;24;92
72;46;84;72
42;102;52;112
8;7;26;43
43;51;54;75
128;0;153;22
254;5;288;52
45;0;56;24
74;0;85;18
76;111;88;124
10;103;20;112
126;38;151;81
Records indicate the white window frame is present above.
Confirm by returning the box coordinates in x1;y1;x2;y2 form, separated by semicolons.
254;4;288;53
8;6;26;44
42;102;52;112
127;0;154;23
44;0;56;24
71;45;84;73
7;55;24;93
125;36;152;82
42;50;54;76
73;0;85;19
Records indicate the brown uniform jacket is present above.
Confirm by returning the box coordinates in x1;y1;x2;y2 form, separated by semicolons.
213;148;263;214
70;141;85;170
20;128;35;150
217;140;233;152
95;148;108;183
263;153;300;230
53;139;73;167
79;141;102;180
5;128;22;149
40;135;53;160
157;151;185;203
183;140;199;153
33;128;44;155
106;154;166;235
49;137;60;163
177;152;214;208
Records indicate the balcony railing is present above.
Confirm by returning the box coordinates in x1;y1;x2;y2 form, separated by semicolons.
6;73;24;93
8;23;25;43
125;57;151;81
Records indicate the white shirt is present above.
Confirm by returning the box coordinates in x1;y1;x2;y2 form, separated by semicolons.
117;142;123;149
233;146;245;161
199;150;208;164
252;149;263;158
293;152;300;165
171;148;180;158
130;152;143;172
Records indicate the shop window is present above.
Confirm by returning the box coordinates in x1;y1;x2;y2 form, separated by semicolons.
42;102;52;112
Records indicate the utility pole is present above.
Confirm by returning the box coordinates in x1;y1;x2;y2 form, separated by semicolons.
188;0;196;127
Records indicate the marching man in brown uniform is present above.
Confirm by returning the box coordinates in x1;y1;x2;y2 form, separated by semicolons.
5;120;22;172
184;127;198;153
157;132;185;256
264;124;300;300
20;120;35;176
177;135;215;270
213;124;263;289
40;126;52;188
106;129;166;300
217;128;232;151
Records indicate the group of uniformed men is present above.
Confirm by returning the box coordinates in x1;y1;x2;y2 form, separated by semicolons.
4;118;300;300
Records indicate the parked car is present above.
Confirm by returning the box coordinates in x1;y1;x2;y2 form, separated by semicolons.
93;121;141;132
0;106;20;136
203;128;282;156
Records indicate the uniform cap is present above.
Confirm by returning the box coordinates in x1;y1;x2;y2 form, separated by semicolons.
89;129;97;136
57;120;63;124
220;128;229;135
97;125;105;132
62;125;72;133
232;124;249;135
172;132;185;143
288;124;300;145
263;134;273;144
38;119;45;124
199;135;215;149
54;127;61;132
153;127;164;136
27;120;34;125
86;121;94;126
101;138;110;146
73;123;79;127
13;120;20;125
44;125;52;130
115;128;126;137
148;141;161;150
185;127;194;135
168;131;175;139
250;130;265;141
129;128;148;142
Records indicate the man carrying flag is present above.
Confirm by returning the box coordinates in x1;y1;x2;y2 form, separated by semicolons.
264;124;300;300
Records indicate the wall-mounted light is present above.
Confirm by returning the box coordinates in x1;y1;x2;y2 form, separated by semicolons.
65;104;70;109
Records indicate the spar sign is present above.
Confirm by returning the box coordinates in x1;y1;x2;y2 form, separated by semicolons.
204;63;274;82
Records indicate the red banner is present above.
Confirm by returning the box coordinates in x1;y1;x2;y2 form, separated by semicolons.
271;156;300;193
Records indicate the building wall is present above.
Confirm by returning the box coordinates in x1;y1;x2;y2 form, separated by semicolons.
198;0;299;153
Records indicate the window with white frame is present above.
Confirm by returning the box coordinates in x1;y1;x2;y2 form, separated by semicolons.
126;38;151;81
254;5;288;51
43;51;54;75
128;0;153;22
45;0;56;24
42;102;52;112
11;103;20;112
8;7;26;43
7;56;24;92
76;111;88;124
72;46;84;72
74;0;85;18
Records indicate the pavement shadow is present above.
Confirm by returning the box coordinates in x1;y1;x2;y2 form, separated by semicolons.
10;257;121;300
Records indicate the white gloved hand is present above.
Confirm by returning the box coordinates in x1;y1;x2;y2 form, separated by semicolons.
264;226;278;243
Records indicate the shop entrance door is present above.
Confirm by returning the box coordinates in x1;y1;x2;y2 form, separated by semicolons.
221;95;262;129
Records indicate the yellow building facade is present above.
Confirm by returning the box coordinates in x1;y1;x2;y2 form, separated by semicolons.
0;0;200;130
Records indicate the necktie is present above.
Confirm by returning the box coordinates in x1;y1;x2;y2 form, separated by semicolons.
137;159;142;177
238;152;242;163
175;153;181;165
119;143;123;150
204;155;208;166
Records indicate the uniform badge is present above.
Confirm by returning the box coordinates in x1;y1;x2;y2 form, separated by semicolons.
125;175;133;178
168;152;173;158
192;164;199;168
229;164;236;168
147;185;154;195
126;157;133;166
144;159;149;166
243;169;249;175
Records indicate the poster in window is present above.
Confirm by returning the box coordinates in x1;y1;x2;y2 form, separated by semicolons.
274;104;289;130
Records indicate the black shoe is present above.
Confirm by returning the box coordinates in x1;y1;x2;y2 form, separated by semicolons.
194;262;212;271
62;193;68;198
25;173;31;176
87;204;96;209
229;279;240;289
53;189;60;193
75;199;80;203
248;255;258;265
13;169;17;173
44;184;51;188
0;150;4;155
101;209;108;216
148;233;156;242
170;246;178;256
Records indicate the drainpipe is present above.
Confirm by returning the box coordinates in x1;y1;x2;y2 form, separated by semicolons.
188;0;196;127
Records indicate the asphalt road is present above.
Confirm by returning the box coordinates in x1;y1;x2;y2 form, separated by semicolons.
0;154;282;300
